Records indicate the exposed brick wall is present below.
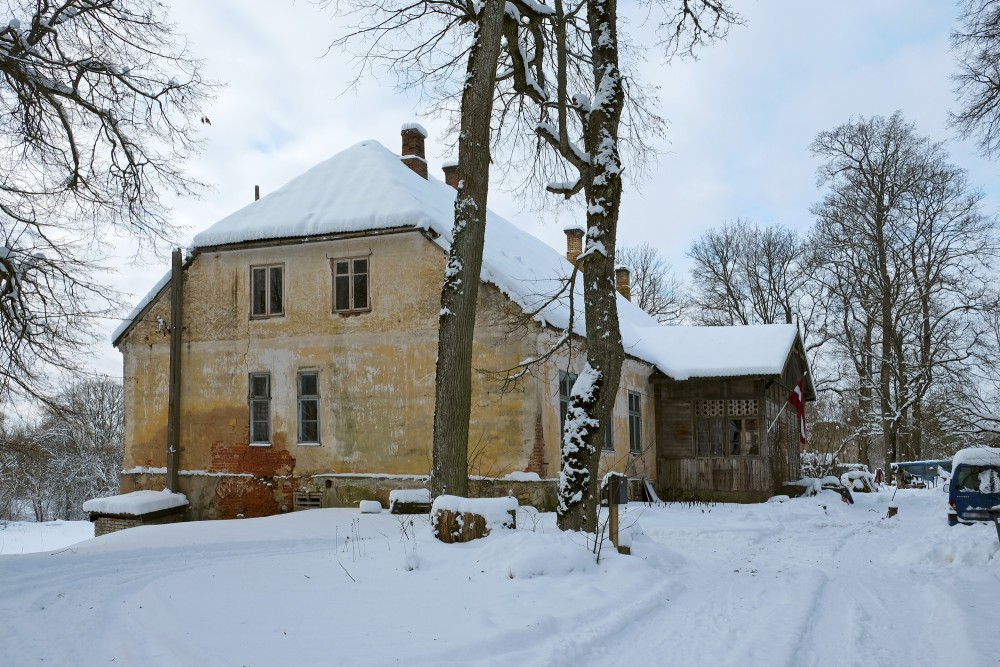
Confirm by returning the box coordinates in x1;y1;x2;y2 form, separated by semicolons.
93;511;185;537
212;476;295;519
527;414;548;476
209;441;295;477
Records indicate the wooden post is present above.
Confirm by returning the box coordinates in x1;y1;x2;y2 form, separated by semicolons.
165;248;182;492
609;502;619;548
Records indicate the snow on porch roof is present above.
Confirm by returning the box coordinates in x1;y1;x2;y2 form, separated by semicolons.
116;140;804;381
629;324;801;381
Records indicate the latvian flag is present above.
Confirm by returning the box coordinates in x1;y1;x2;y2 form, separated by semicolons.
787;377;807;444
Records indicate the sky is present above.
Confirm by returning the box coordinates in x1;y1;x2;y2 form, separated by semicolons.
89;0;996;380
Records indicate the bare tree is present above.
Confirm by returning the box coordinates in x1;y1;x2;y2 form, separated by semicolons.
811;112;996;468
431;0;507;498
687;219;810;327
617;242;686;323
951;0;1000;156
545;0;739;533
0;377;123;521
328;0;739;530
0;0;211;403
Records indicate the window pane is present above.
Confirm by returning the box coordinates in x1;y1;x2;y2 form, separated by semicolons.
300;420;318;443
729;420;742;455
353;258;368;275
299;399;319;442
252;268;266;316
335;260;349;275
629;415;641;452
251;399;270;442
603;426;614;451
299;373;318;396
710;420;723;456
353;273;368;309
269;267;283;314
335;274;350;311
250;374;269;398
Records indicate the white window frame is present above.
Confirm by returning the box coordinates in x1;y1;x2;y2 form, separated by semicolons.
251;264;284;318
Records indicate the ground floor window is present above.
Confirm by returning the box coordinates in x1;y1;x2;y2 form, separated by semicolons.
297;371;320;443
249;373;271;444
628;391;642;453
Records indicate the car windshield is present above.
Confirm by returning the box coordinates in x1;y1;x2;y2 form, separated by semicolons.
955;465;1000;493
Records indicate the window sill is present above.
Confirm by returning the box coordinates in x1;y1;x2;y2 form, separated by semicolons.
297;442;322;447
333;309;371;317
249;442;272;447
249;314;285;321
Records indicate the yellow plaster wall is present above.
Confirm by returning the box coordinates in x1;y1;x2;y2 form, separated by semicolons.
539;343;656;482
119;231;547;481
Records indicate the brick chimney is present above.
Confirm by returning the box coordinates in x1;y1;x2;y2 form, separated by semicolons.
564;225;585;266
442;160;460;189
400;123;428;179
615;265;631;301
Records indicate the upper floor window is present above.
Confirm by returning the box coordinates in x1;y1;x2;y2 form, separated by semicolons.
298;371;320;444
628;391;642;453
333;257;370;313
249;373;271;444
251;265;283;317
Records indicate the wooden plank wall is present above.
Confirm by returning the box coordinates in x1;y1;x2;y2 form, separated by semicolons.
652;373;803;502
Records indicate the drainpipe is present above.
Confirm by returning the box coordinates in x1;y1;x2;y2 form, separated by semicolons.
166;248;182;492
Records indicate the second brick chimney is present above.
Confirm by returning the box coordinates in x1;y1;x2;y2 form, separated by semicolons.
564;225;585;266
442;160;460;189
615;265;632;301
401;123;428;179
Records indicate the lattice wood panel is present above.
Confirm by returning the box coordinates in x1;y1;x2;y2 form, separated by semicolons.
694;399;725;417
728;399;759;417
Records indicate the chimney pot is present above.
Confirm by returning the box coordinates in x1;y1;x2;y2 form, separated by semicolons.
401;123;428;180
564;226;585;266
442;160;460;189
615;265;631;301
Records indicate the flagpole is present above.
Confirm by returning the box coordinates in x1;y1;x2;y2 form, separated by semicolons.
767;400;790;434
768;372;809;435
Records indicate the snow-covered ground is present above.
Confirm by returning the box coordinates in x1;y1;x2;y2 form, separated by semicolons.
0;520;93;556
1;489;997;666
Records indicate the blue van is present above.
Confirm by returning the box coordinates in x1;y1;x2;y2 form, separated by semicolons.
948;447;1000;525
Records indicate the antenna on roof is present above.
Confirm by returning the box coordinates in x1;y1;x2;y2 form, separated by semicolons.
254;185;260;201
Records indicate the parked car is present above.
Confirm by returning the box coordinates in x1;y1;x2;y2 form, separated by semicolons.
947;447;1000;526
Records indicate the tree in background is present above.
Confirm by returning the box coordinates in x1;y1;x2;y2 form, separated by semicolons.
0;1;211;404
617;242;686;323
687;219;811;327
810;112;996;469
0;377;123;521
951;0;1000;156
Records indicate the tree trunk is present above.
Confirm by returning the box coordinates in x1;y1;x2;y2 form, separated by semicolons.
556;0;625;533
430;0;506;499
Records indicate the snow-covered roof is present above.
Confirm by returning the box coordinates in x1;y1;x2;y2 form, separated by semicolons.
82;490;188;516
628;324;801;381
115;140;804;382
952;447;1000;468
